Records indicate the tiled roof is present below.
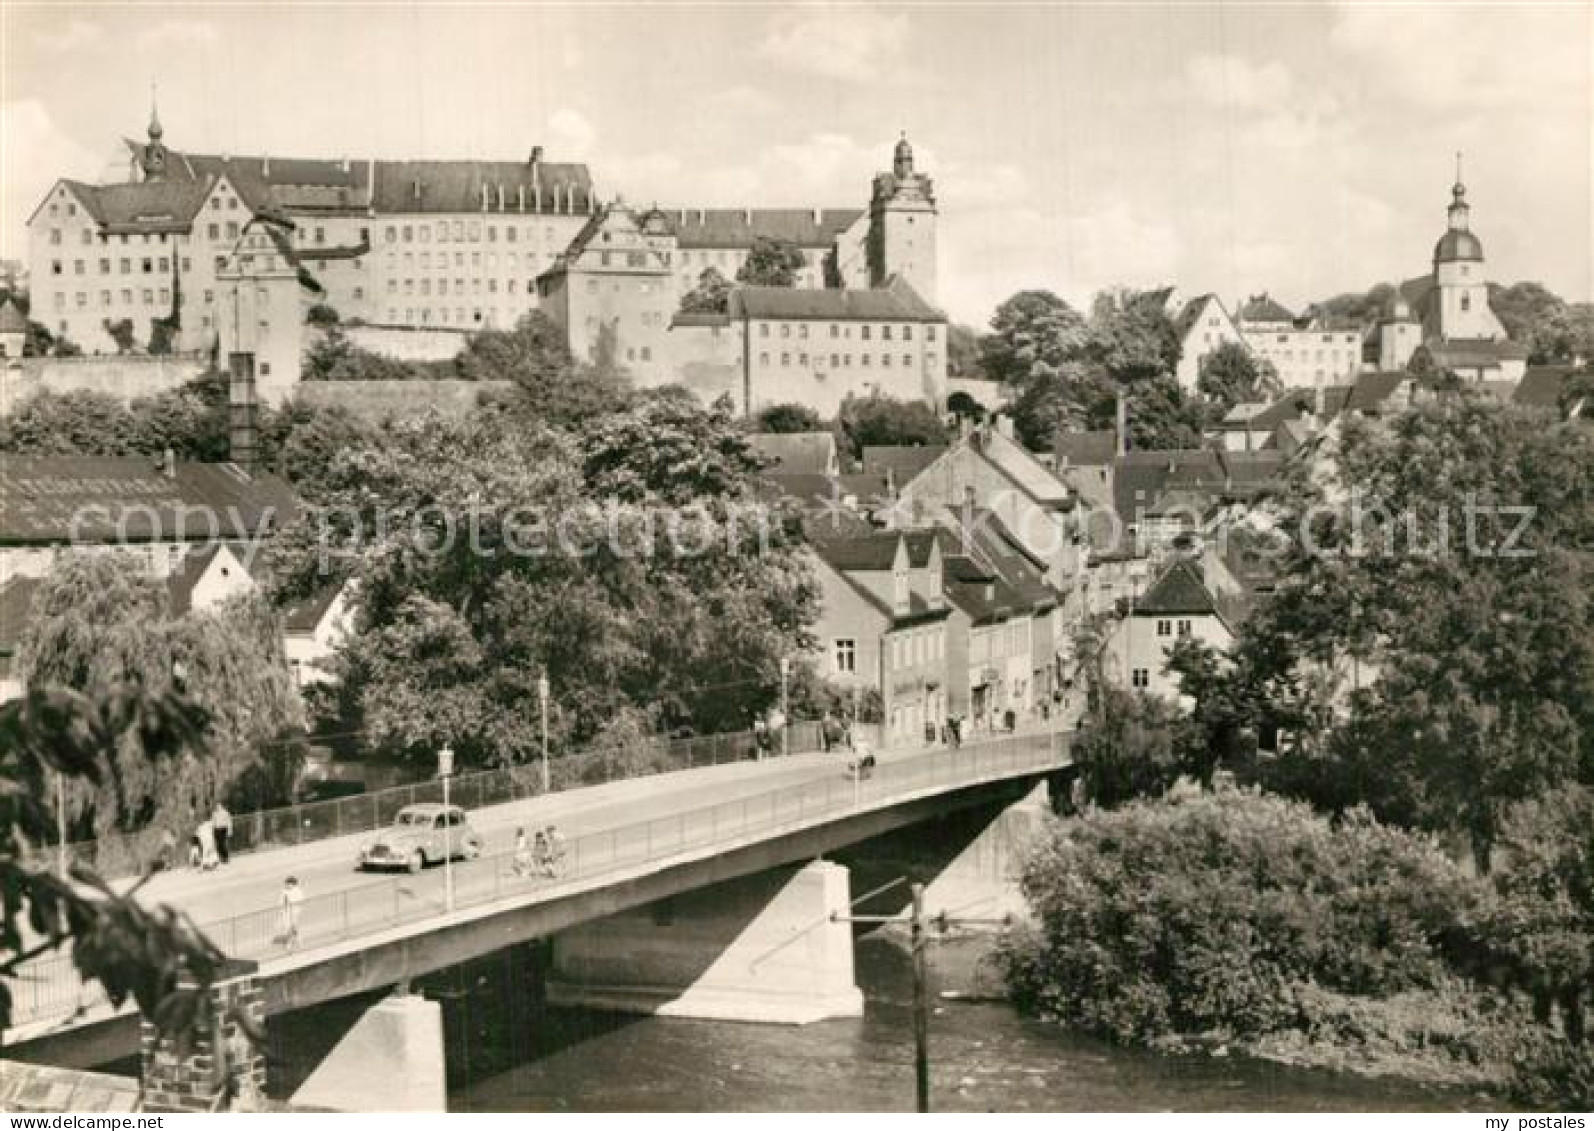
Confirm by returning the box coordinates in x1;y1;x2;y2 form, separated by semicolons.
1238;293;1296;325
731;276;943;323
861;444;946;485
663;208;862;250
1136;558;1219;616
1427;338;1530;367
1513;365;1578;409
284;582;346;634
977;429;1071;504
1112;449;1227;522
1172;293;1228;339
747;432;836;475
63;178;212;234
0;298;26;334
1053;430;1118;467
0;457;298;545
1344;371;1408;412
810;528;939;571
144;145;593;217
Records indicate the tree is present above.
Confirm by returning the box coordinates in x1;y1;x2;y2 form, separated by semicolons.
103;318;137;354
302;326;425;382
678;266;732;315
1070;684;1188;807
18;555;302;868
0;372;230;462
1122;375;1205;451
1313;283;1398;329
455;312;632;427
265;404;817;768
1086;288;1181;385
1181;394;1594;871
306;303;340;328
1;684;226;1041
981;290;1090;390
945;390;986;421
736;237;805;287
947;324;987;380
754;402;827;434
836;392;948;457
1490;281;1585;364
1197;341;1279;414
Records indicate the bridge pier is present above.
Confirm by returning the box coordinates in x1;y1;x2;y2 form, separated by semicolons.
140;960;265;1113
290;993;446;1112
917;779;1051;923
547;859;864;1024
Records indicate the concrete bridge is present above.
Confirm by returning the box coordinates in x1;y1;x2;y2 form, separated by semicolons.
6;729;1072;1110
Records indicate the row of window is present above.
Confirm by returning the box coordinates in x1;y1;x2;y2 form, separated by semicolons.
971;620;1029;663
49;228;181;247
390;277;522;298
51;256;192;277
759;350;926;371
386;307;487;326
1154;619;1194;638
55;288;169;309
889;627;943;671
384;221;564;245
758;321;934;343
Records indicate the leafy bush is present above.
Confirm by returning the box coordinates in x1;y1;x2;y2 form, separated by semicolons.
997;790;1483;1046
1507;1031;1594;1107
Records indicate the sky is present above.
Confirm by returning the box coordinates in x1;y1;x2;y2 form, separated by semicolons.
2;2;1590;326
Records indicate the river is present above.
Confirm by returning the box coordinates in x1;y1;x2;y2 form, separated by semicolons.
344;934;1476;1113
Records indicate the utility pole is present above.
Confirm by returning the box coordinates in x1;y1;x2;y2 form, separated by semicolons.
537;675;551;794
55;773;67;878
829;879;1013;1113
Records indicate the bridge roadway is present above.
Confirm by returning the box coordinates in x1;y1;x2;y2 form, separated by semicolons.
7;728;1071;1061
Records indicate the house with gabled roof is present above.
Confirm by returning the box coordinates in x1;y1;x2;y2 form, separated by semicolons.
808;529;951;746
1102;556;1246;702
1172;293;1245;391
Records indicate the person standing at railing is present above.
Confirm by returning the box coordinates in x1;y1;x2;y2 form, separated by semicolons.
279;876;304;951
195;817;219;871
212;801;233;865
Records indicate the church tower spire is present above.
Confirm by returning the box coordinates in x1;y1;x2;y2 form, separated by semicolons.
1447;151;1470;233
867;133;938;302
139;84;170;181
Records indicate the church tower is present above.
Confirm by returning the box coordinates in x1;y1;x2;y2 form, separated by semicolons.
867;134;938;303
1430;155;1501;341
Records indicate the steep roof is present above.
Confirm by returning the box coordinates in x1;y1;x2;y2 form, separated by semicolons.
1053;430;1118;467
1112;449;1227;522
810;528;939;571
1238;293;1296;325
1344;370;1409;412
663;208;863;249
862;444;947;486
747;431;837;475
0;298;26;334
1172;293;1229;339
1426;338;1530;368
731;276;943;323
0;457;299;545
284;582;346;634
1135;558;1219;616
63;177;213;235
1514;365;1578;409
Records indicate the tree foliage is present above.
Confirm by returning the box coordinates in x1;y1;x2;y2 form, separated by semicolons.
18;555;302;864
735;238;806;288
999;790;1483;1046
754;402;827;435
1197;341;1280;415
678;266;732;315
302;326;433;382
836;391;948;458
1490;281;1594;365
1;685;226;1042
0;373;231;462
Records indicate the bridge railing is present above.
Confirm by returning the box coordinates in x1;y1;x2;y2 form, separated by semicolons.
7;728;1067;1030
53;720;870;880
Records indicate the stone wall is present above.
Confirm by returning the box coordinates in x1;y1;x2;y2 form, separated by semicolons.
293;378;511;422
0;1060;139;1113
341;324;470;362
1;354;209;415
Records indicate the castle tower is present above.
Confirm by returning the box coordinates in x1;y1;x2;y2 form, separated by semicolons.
1430;155;1501;341
139;96;170;182
1377;286;1422;371
867;133;938;303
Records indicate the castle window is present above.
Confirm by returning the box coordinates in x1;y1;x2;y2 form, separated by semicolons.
831;353;839;367
50;228;62;245
831;324;839;338
1461;294;1472;312
1131;668;1149;689
861;325;872;341
781;324;790;339
903;353;912;367
799;353;808;366
882;325;892;341
98;258;110;274
760;323;769;338
883;353;892;367
759;351;769;366
903;325;913;341
781;352;790;365
798;324;808;339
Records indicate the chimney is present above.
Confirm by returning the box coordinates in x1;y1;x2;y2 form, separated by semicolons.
412;178;421;202
518;184;525;212
1115;392;1129;456
529;145;543;167
480;183;489;211
228;352;258;476
340;156;350;173
262;154;270;178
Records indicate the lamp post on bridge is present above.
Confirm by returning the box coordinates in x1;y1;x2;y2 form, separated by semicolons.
537;675;551;794
779;657;791;757
438;744;455;915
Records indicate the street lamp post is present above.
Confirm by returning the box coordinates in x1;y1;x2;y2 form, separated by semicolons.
54;773;67;878
537;676;551;794
779;657;791;757
438;744;455;914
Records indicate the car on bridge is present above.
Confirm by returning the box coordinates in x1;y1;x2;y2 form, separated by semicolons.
357;803;484;873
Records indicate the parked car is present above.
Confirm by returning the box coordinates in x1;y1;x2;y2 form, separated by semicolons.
357;803;483;873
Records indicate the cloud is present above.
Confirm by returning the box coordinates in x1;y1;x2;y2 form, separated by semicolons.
0;101;102;260
546;108;596;160
758;5;909;83
1185;54;1294;109
133;19;221;54
36;17;106;53
1330;3;1588;113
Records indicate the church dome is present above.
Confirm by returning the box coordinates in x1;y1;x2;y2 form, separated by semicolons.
1433;228;1484;263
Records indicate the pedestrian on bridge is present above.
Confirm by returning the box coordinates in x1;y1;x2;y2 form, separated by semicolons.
212;801;233;865
278;876;304;952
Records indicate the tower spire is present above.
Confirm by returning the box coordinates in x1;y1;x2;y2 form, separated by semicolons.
148;81;163;140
